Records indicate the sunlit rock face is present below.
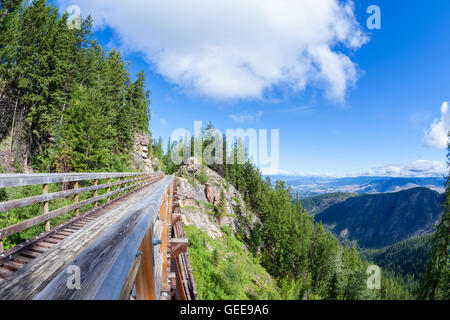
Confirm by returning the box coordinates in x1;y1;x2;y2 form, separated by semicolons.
175;157;258;240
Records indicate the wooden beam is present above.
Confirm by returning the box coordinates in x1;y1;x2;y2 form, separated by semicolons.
135;227;156;300
170;239;188;260
119;251;143;300
0;172;162;188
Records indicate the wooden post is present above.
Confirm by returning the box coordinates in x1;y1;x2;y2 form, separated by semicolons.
43;184;50;231
116;177;121;199
135;227;156;300
74;181;79;217
107;178;111;202
0;239;3;255
93;179;98;207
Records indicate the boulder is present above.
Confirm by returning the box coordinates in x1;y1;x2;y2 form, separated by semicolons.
205;183;221;206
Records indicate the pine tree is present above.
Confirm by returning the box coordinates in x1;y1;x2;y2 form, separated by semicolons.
212;248;219;266
419;141;450;299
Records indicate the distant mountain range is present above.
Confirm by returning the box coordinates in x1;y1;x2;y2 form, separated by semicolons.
266;175;446;198
313;187;443;248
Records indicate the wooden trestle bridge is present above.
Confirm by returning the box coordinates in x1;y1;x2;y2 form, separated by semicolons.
0;172;198;300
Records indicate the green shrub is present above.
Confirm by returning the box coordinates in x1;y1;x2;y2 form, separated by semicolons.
184;225;281;300
198;165;209;185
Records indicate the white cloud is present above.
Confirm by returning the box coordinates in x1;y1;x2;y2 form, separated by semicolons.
423;102;450;149
266;160;447;178
281;106;314;116
160;118;167;125
229;110;263;123
362;160;447;178
260;167;291;175
57;0;368;101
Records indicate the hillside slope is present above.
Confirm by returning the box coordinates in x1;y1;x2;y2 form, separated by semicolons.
300;192;359;216
315;187;443;248
175;157;280;299
361;234;433;280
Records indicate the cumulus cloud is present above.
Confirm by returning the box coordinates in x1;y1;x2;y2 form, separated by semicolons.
423;102;450;149
229;110;264;123
362;160;447;178
57;0;368;101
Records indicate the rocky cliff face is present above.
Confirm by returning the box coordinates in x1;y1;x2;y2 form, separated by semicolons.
132;134;161;172
0;131;32;173
175;157;257;240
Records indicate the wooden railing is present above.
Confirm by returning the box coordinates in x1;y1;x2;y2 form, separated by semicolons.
31;175;175;300
0;172;164;254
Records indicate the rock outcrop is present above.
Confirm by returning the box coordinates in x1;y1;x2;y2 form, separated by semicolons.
176;157;258;240
132;133;161;172
205;183;221;206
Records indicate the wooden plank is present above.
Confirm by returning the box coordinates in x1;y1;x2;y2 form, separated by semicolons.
36;242;53;249
57;231;72;236
44;238;59;244
0;267;12;278
50;235;66;241
3;261;23;272
0;180;150;239
30;247;47;253
13;256;33;264
0;172;161;188
174;256;187;300
21;251;40;259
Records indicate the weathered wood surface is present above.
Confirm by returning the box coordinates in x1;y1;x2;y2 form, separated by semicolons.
0;172;159;188
0;175;172;300
0;181;155;264
0;177;161;238
119;251;142;300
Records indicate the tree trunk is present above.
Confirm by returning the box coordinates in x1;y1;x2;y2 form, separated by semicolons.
59;103;66;127
0;75;6;99
10;96;18;152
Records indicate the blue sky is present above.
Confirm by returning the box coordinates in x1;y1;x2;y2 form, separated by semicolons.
55;0;450;177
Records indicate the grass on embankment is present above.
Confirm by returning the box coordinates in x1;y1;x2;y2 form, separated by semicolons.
184;225;281;300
